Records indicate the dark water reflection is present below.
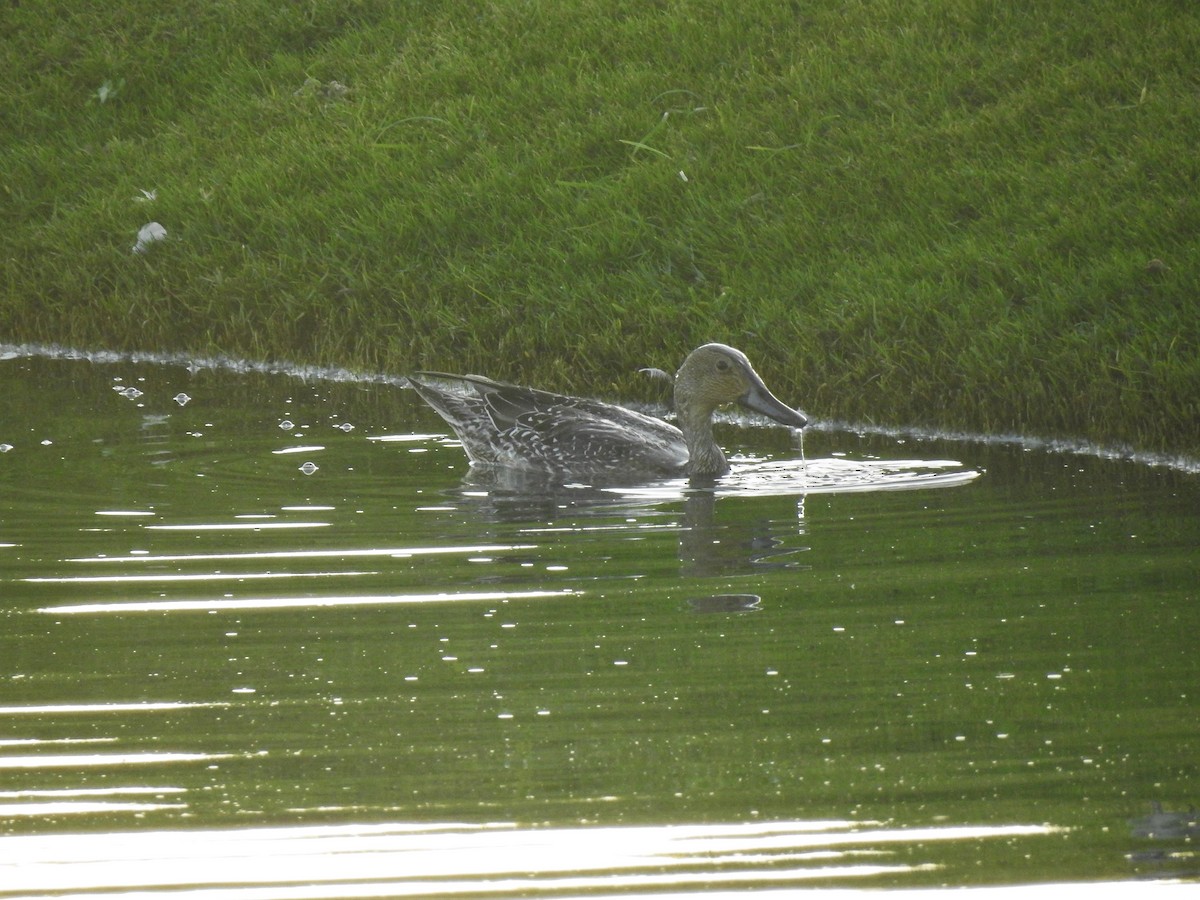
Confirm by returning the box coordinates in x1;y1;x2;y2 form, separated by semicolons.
0;347;1197;895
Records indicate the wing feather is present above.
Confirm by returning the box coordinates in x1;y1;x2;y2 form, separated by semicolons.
409;373;687;475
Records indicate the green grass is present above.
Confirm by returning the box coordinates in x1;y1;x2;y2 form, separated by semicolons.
2;0;1198;453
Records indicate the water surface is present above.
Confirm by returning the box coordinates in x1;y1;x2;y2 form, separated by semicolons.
1;347;1196;896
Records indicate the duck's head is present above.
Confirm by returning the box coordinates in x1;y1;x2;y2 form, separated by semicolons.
674;343;808;429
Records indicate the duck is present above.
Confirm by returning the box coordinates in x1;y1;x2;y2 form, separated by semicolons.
406;343;808;479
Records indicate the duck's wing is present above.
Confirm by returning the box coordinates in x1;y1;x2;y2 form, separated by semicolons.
406;375;487;431
501;404;688;474
409;373;687;475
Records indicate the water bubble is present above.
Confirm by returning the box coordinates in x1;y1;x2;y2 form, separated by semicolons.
337;422;354;432
119;386;144;400
278;420;294;430
298;461;319;475
0;444;12;453
173;393;191;407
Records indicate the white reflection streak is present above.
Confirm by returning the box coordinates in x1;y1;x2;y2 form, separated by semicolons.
609;458;982;501
0;737;117;747
0;787;185;798
40;589;573;615
0;752;235;769
365;433;445;442
0;701;229;716
143;522;331;531
0;865;923;899
519;523;678;535
24;571;375;585
0;801;187;816
0;820;1075;899
66;544;536;565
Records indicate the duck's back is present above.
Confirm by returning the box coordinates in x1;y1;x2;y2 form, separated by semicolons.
407;374;688;478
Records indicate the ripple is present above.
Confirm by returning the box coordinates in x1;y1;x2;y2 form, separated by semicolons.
68;544;537;565
143;521;331;531
0;818;1102;898
0;751;235;769
39;588;575;615
611;457;982;501
23;570;375;585
0;701;230;715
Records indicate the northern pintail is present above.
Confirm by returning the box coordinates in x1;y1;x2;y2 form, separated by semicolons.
407;343;807;478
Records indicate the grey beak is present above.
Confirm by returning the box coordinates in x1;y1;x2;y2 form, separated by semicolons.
740;377;808;429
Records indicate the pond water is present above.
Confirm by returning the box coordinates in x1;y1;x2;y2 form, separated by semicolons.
1;346;1197;898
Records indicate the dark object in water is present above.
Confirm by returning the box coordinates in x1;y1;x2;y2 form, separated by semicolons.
1129;801;1199;840
687;593;763;614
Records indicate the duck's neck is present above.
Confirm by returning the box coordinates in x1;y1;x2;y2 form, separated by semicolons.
677;401;729;476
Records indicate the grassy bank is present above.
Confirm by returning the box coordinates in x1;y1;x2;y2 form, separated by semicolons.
3;0;1197;453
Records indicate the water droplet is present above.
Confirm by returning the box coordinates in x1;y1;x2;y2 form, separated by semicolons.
298;461;319;475
0;443;12;453
119;386;143;400
279;420;294;430
173;393;191;406
337;422;354;432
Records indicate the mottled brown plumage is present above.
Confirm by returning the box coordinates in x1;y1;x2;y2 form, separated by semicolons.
407;343;807;479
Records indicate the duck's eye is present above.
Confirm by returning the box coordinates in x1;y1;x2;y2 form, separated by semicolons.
715;358;730;372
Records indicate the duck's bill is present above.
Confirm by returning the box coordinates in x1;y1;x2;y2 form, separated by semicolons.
740;380;808;429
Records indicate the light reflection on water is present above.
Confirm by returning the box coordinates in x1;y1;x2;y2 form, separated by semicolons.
611;457;982;501
0;784;189;819
0;751;237;770
1;345;1197;894
40;588;575;614
0;702;229;715
0;818;1072;898
65;543;537;564
25;571;377;585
